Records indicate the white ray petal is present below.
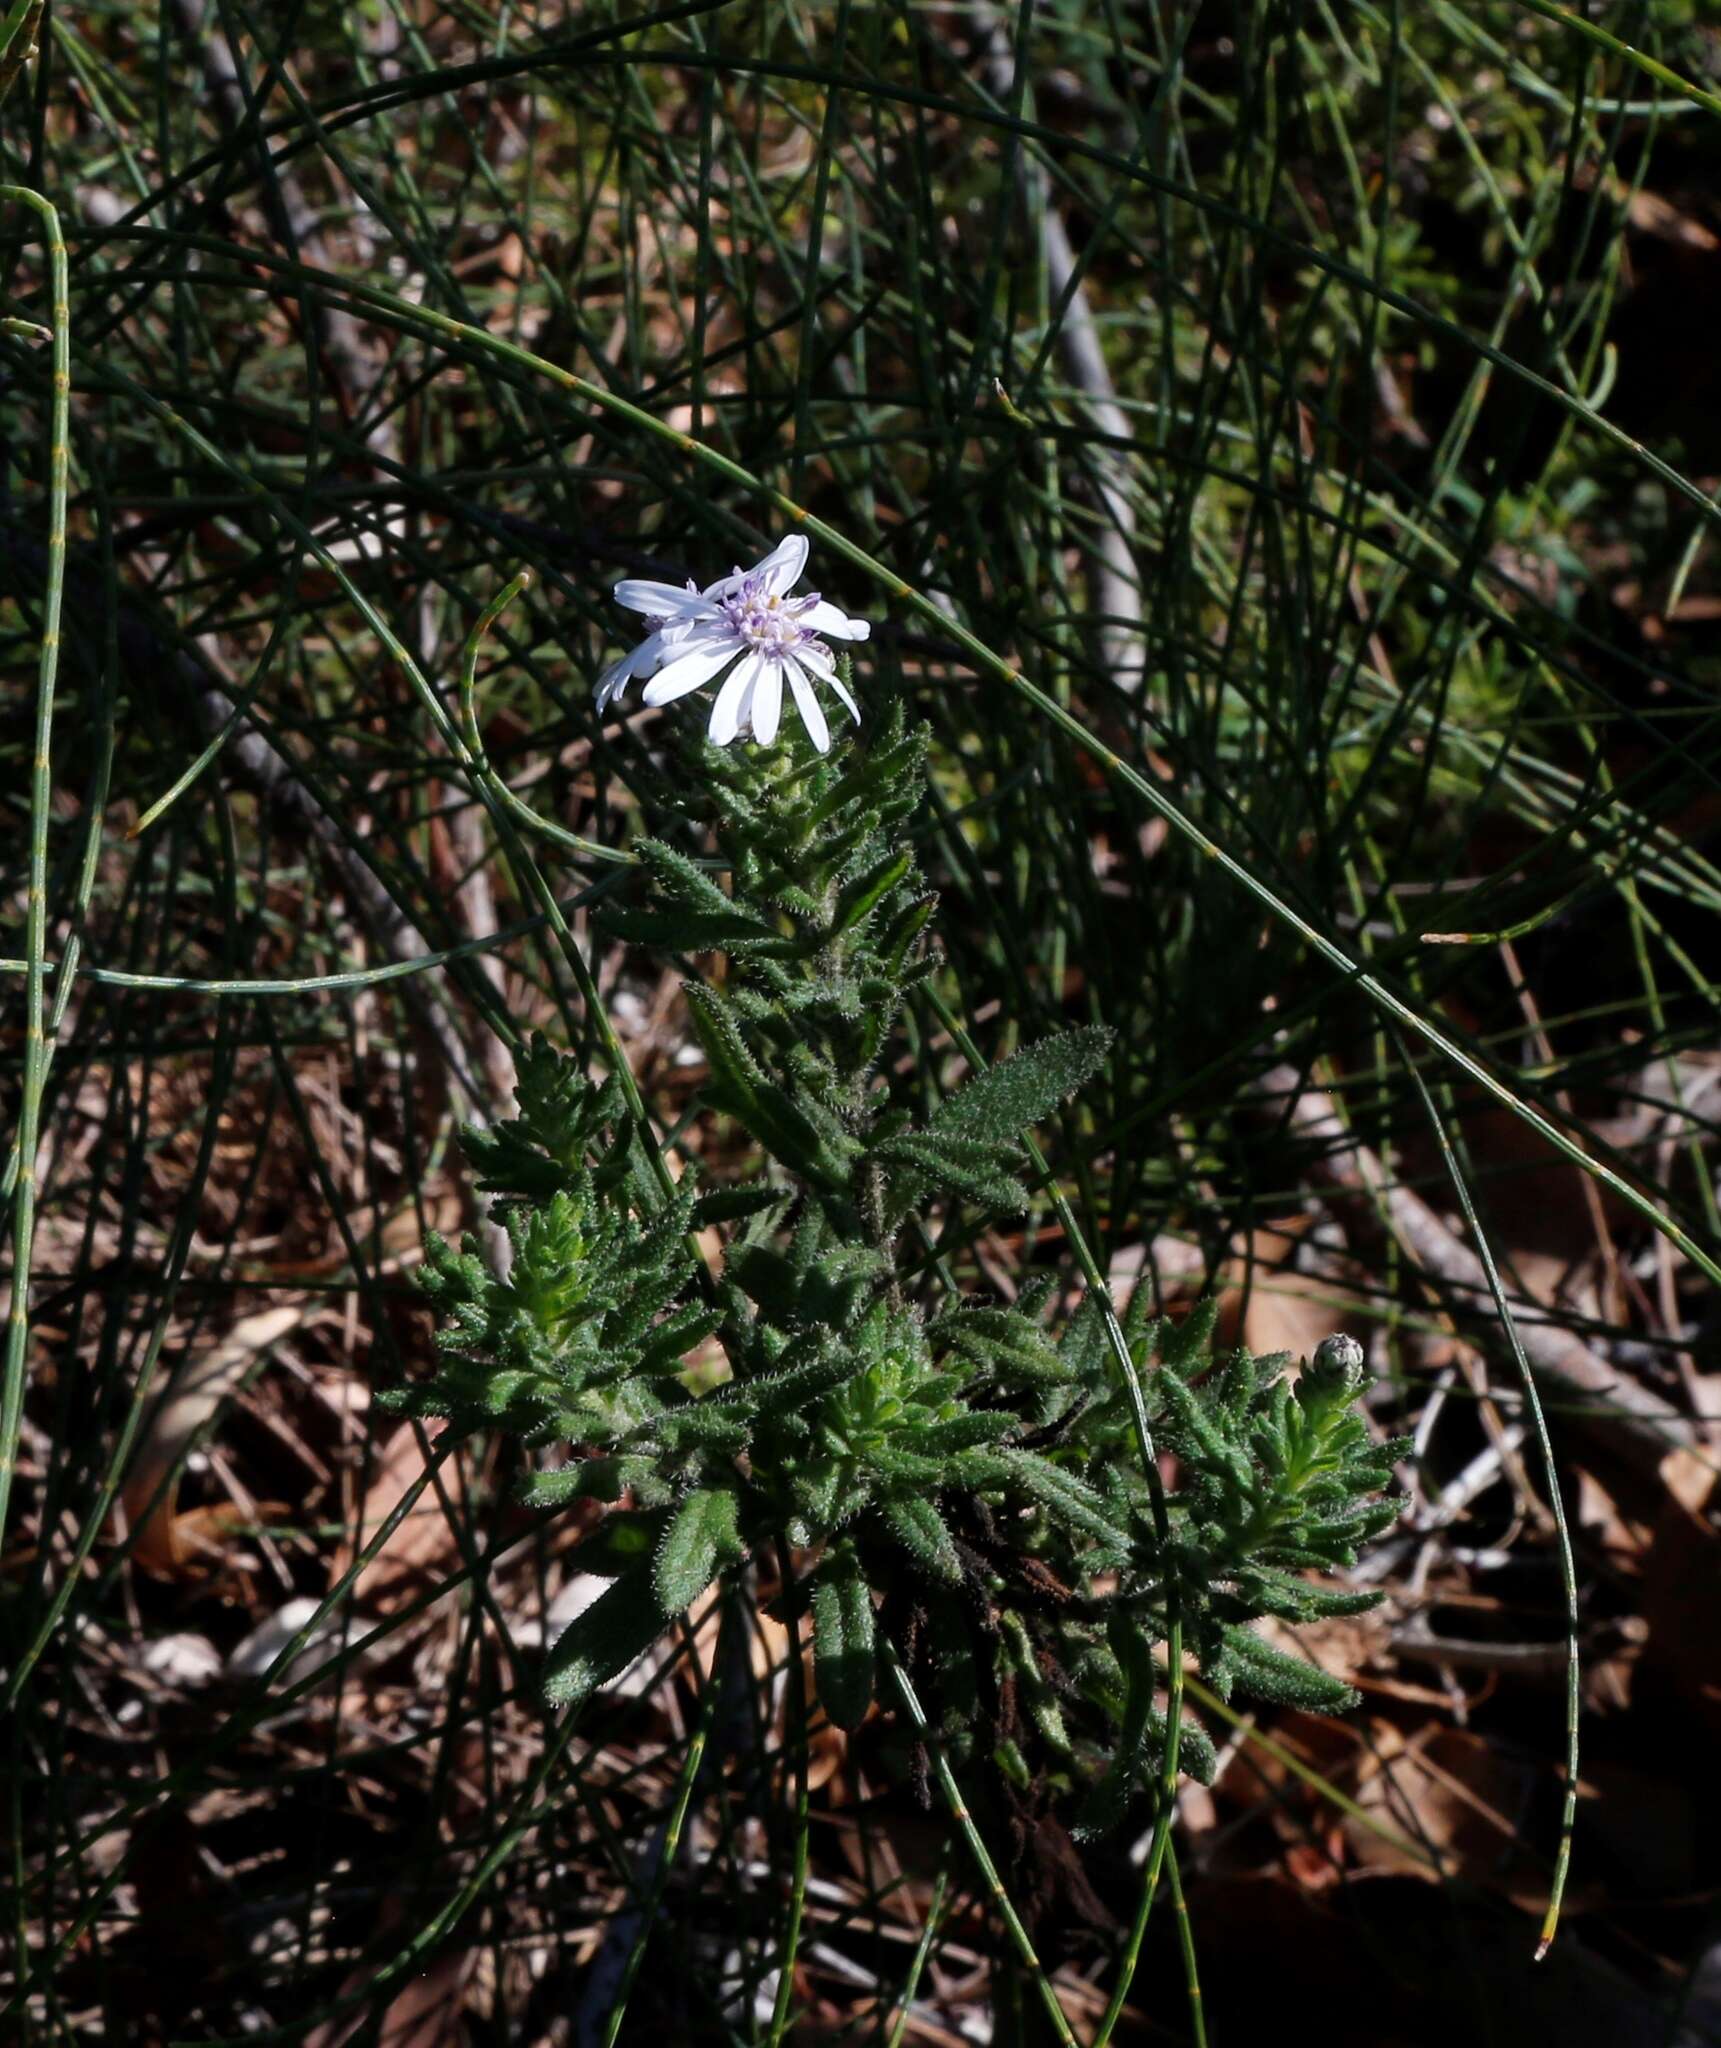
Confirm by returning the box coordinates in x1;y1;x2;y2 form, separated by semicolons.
801;601;870;641
751;658;784;744
786;656;831;754
641;633;742;706
824;668;861;724
595;629;668;711
613;577;719;620
755;533;810;598
700;562;747;601
708;651;766;744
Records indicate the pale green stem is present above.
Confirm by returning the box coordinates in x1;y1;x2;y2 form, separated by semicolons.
600;1645;720;2048
0;185;68;1566
883;1639;1077;2048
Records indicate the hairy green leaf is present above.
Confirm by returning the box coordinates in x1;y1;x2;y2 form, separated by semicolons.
882;1495;963;1582
542;1560;674;1709
655;1486;746;1614
929;1027;1111;1149
811;1549;876;1730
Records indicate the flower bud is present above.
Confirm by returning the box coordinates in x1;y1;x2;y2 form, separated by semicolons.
1304;1332;1367;1402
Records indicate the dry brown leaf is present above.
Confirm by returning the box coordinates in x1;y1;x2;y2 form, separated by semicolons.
1575;1466;1654;1575
1256;1609;1393;1691
332;1416;459;1606
121;1302;309;1578
1345;1723;1549;1913
1640;1458;1721;1739
1255;1609;1461;1709
1626;187;1720;250
305;1931;474;2048
1282;1824;1349;1894
1219;1221;1362;1364
1659;1445;1717;1517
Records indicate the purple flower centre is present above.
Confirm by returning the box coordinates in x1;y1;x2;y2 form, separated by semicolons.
719;571;821;657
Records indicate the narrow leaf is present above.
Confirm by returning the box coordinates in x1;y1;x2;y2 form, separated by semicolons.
930;1026;1111;1148
882;1495;963;1582
542;1559;672;1708
655;1486;745;1615
811;1549;876;1730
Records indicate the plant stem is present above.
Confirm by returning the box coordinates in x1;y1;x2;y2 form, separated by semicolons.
883;1638;1076;2048
767;1546;813;2046
0;185;68;1564
600;1646;719;2048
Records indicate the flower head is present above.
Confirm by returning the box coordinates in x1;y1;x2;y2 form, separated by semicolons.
595;535;869;754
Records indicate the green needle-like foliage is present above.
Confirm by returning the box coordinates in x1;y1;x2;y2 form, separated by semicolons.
396;710;1405;1812
381;1050;717;1462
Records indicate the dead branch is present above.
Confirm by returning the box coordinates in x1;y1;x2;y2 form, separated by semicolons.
1262;1064;1697;1469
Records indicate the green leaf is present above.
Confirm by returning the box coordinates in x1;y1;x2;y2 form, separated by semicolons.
691;1182;785;1226
542;1559;673;1708
518;1455;637;1509
829;846;911;938
906;1412;1015;1455
941;1307;1070;1387
995;1447;1126;1551
637;837;757;921
882;1495;963;1582
929;1027;1111;1149
1074;1610;1156;1840
811;1549;876;1730
875;1132;1029;1213
743;1335;871;1418
1000;1611;1070;1755
654;1486;746;1614
1159;1372;1254;1489
803;723;928;830
685;983;854;1189
631;1301;721;1377
603;904;786;951
650;1400;754;1453
604;838;791;952
865;1442;951;1485
876;894;937;976
1158;1297;1220;1376
1211;1623;1360;1713
723;1242;804;1321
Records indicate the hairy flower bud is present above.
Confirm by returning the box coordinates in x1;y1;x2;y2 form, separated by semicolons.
1304;1332;1368;1402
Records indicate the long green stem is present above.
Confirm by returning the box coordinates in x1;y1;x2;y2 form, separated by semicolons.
1507;0;1721;120
0;0;40;103
1166;1837;1207;2048
882;1639;1076;2048
883;1867;948;2048
0;915;549;997
599;1641;719;2048
0;186;68;1562
767;1553;812;2047
1396;1036;1579;1955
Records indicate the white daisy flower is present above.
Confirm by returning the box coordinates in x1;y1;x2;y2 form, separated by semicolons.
595;534;870;754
